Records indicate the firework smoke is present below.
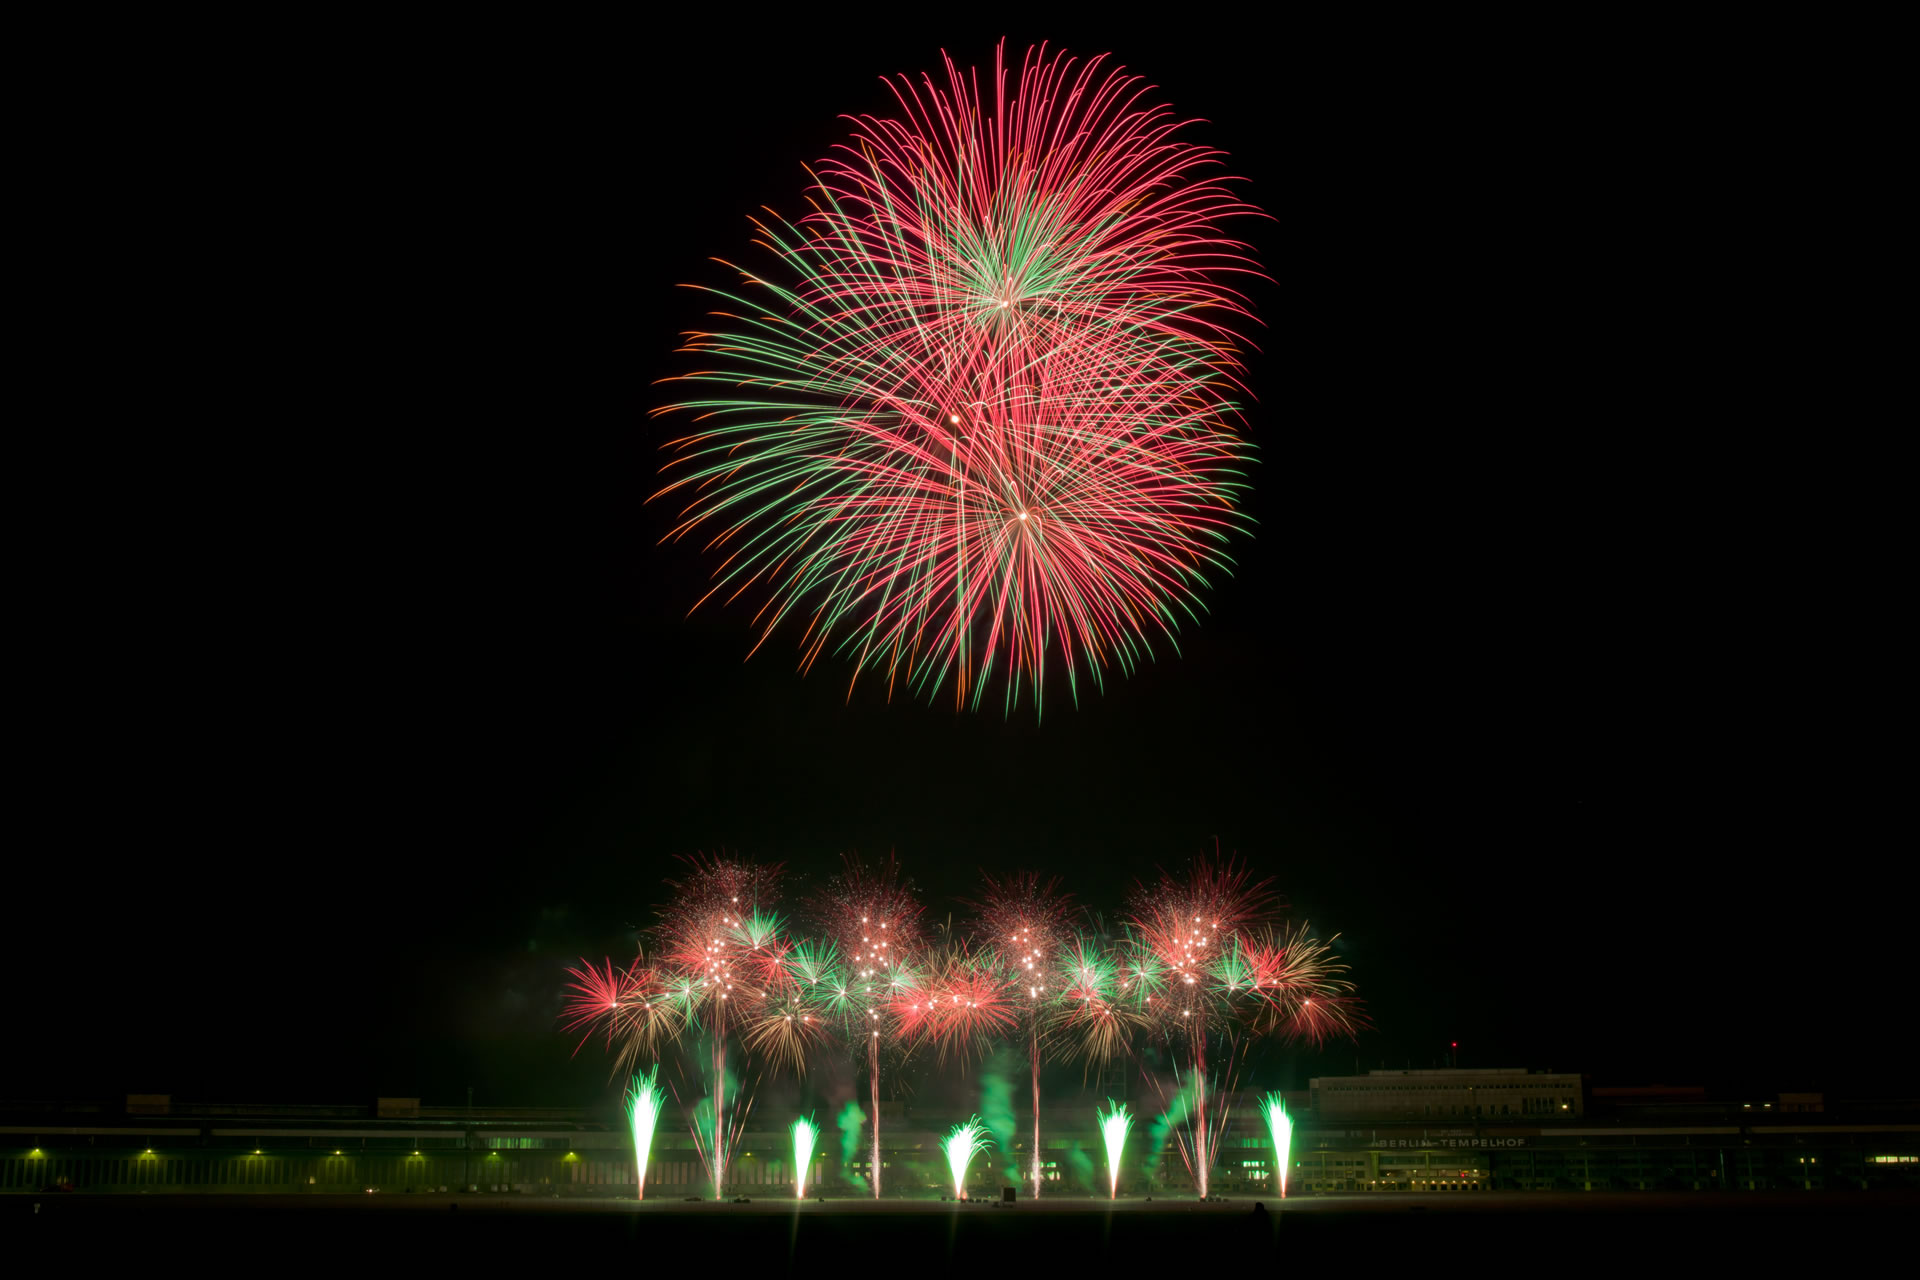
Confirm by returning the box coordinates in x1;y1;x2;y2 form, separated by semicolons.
979;1050;1021;1185
836;1101;867;1192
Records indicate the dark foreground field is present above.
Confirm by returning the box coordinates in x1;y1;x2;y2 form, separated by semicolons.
8;1192;1913;1263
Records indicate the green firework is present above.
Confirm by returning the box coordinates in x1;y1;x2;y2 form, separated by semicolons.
942;1116;995;1199
1097;1099;1133;1199
791;1114;820;1198
624;1066;665;1200
1260;1092;1293;1198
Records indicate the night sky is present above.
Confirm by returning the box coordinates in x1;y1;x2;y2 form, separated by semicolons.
17;18;1904;1111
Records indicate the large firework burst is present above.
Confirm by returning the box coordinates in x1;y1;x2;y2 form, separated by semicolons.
655;42;1264;715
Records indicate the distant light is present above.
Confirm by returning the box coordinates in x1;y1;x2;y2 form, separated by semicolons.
1018;512;1028;521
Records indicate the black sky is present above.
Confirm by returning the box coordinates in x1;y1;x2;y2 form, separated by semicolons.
17;15;1905;1110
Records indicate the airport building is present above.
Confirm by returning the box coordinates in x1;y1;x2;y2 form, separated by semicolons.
3;1071;1916;1197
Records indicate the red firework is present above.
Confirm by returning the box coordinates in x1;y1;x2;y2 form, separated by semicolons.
559;955;684;1073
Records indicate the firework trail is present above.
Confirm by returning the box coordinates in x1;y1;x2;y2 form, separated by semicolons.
791;1114;820;1199
1260;1092;1294;1199
966;871;1074;1196
624;1067;665;1201
942;1117;995;1199
654;41;1265;716
805;853;926;1197
1097;1099;1133;1199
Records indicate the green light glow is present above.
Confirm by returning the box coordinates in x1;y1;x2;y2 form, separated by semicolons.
1260;1091;1293;1199
1097;1099;1133;1199
625;1066;666;1201
942;1116;994;1199
791;1114;820;1198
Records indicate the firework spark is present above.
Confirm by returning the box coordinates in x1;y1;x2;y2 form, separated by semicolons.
1097;1099;1133;1200
942;1116;995;1200
654;42;1265;715
791;1114;820;1199
1260;1092;1293;1199
624;1067;665;1201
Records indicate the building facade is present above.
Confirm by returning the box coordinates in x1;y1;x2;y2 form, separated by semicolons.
3;1079;1916;1197
1309;1068;1585;1122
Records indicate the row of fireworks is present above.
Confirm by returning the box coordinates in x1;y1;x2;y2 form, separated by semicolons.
625;1068;1295;1202
561;852;1360;1201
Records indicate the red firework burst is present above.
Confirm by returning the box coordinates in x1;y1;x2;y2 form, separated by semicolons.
559;955;683;1072
1229;923;1368;1046
965;871;1076;985
655;42;1265;713
1125;850;1278;989
911;947;1018;1064
657;852;787;1001
803;851;926;975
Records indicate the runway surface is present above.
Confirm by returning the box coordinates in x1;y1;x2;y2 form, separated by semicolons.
9;1191;1912;1264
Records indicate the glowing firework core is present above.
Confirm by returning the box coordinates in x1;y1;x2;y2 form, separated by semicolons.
1097;1099;1133;1200
791;1115;819;1199
624;1067;665;1201
1261;1092;1294;1199
942;1117;994;1200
